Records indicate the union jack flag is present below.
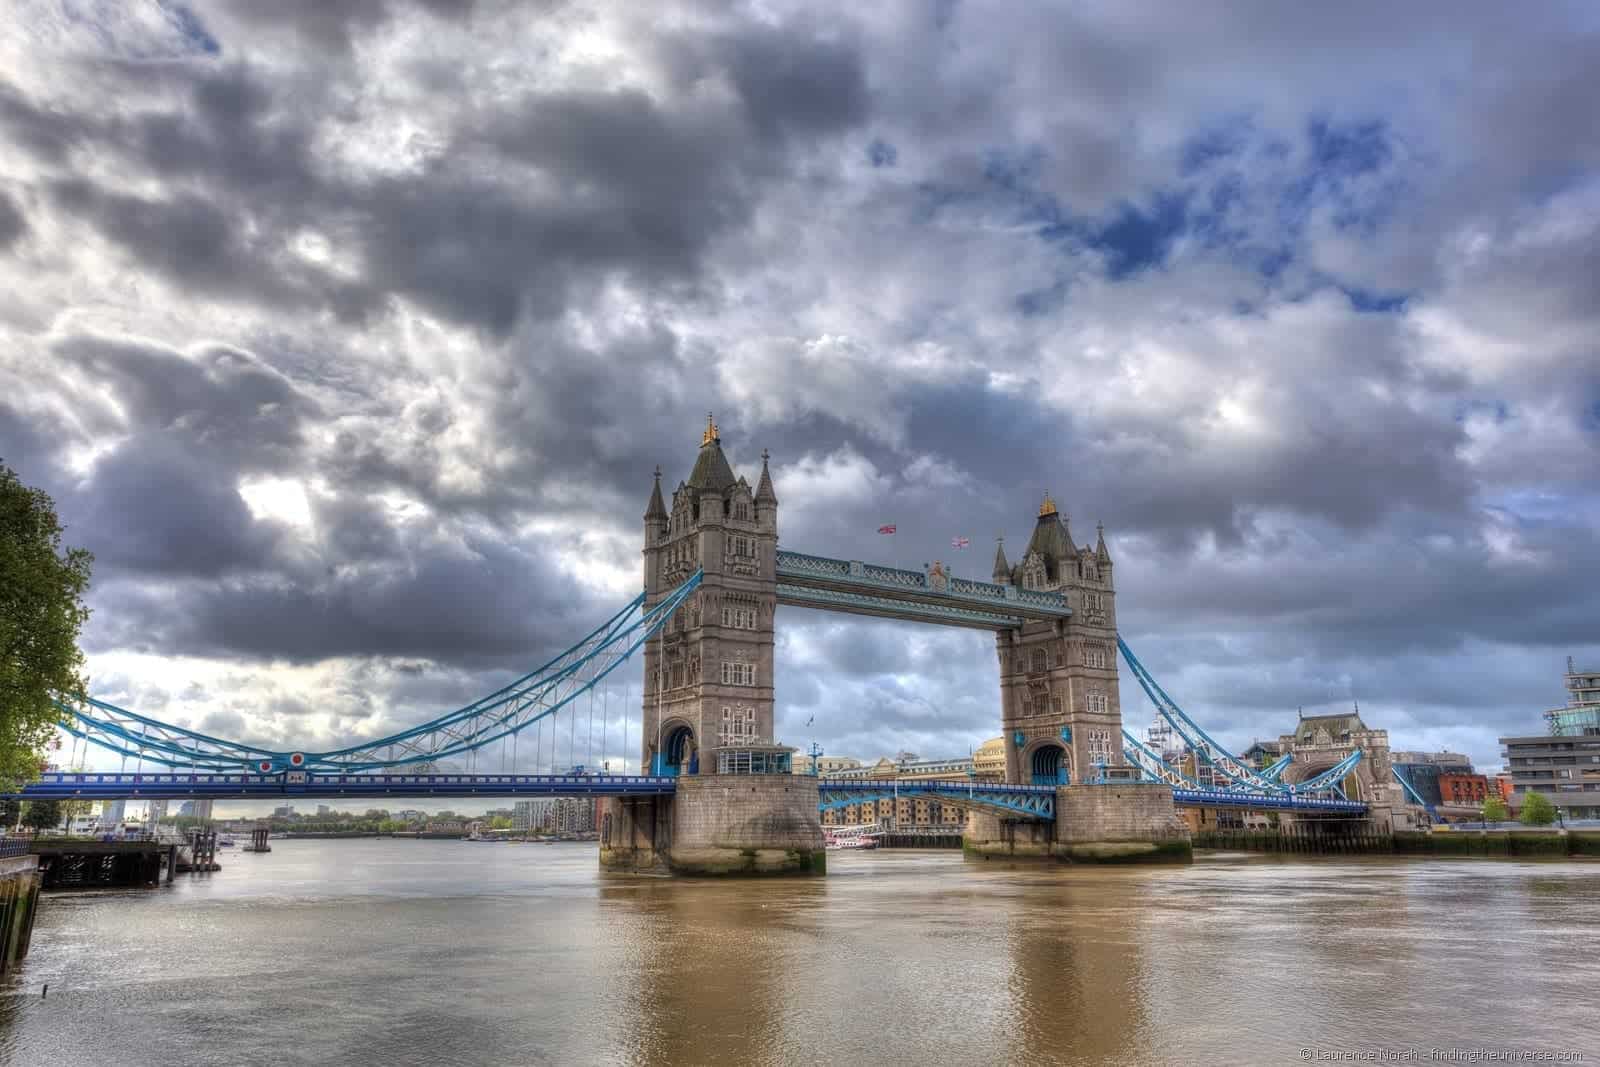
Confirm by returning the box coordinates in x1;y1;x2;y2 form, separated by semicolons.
951;537;970;548
878;524;896;534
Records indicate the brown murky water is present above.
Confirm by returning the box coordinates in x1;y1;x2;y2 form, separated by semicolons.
1;841;1596;1065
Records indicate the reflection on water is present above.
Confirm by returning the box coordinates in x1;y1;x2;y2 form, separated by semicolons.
1;841;1596;1065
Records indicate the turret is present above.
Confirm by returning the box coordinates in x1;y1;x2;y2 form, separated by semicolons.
645;466;667;530
992;536;1010;584
755;449;778;531
1095;522;1112;569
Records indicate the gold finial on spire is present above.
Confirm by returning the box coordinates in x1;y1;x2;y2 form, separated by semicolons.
701;411;720;445
1038;491;1058;517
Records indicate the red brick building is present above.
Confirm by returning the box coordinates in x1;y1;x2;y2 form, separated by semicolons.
1438;773;1489;805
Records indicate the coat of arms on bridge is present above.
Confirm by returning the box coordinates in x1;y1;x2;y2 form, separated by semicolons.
927;561;949;593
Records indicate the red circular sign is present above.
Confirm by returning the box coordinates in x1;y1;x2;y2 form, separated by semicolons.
289;752;305;767
258;760;273;773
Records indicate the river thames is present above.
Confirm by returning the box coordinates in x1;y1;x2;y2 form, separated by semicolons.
1;841;1595;1065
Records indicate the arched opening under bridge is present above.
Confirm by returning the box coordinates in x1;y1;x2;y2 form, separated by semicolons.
1030;742;1070;787
660;723;698;777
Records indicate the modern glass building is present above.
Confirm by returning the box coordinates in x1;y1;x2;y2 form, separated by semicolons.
1501;658;1600;820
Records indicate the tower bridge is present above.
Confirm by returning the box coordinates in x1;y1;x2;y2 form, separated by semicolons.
11;415;1404;875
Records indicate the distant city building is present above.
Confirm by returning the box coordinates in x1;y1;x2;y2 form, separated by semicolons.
790;753;862;776
1486;773;1515;804
1500;735;1600;820
511;797;594;833
511;800;541;833
1437;773;1489;806
271;805;294;818
425;820;465;834
1390;751;1474;808
1240;740;1286;767
1500;658;1600;820
822;753;973;829
1148;717;1181;763
1545;657;1600;736
177;801;195;817
98;799;126;829
316;805;331;817
973;737;1006;780
394;809;426;824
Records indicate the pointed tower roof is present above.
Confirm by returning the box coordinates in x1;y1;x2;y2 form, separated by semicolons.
991;536;1010;583
1023;492;1074;577
755;448;778;505
644;466;667;521
685;412;737;494
1095;522;1111;563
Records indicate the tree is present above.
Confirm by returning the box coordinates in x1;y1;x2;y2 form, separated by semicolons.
21;798;62;831
0;461;93;791
1519;791;1557;826
0;796;20;828
1481;795;1508;823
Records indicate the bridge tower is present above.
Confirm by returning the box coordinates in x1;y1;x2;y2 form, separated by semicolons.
991;495;1124;787
605;416;823;876
640;414;779;777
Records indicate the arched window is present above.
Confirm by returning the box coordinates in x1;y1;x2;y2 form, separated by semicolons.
1031;647;1047;673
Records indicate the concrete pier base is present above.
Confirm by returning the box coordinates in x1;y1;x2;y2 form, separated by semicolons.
964;783;1192;865
601;776;825;877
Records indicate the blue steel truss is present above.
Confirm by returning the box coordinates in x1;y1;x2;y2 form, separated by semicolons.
54;571;705;775
1170;789;1366;815
775;550;1071;629
776;584;1032;630
1117;638;1293;791
1390;765;1436;813
11;770;1370;815
817;778;1057;820
1259;753;1294;781
5;771;678;801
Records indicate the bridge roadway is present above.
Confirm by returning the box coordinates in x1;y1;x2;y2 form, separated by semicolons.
7;772;1370;817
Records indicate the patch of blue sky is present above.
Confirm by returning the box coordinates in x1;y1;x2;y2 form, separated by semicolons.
1453;399;1512;425
1342;286;1409;313
1178;116;1255;177
166;3;220;55
1308;117;1391;177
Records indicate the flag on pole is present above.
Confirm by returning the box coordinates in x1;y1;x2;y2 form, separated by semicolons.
951;536;970;548
878;524;896;534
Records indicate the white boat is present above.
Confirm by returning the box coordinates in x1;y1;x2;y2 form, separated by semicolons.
824;824;883;851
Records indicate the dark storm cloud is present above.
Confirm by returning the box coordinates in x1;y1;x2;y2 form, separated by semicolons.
197;0;483;56
89;529;600;669
67;432;285;577
0;189;26;250
52;332;317;459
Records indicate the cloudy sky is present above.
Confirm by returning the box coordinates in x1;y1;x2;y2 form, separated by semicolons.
3;0;1597;797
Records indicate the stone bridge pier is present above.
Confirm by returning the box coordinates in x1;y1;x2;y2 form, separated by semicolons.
964;783;1192;864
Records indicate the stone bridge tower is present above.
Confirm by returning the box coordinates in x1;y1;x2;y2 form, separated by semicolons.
991;495;1124;786
640;415;778;776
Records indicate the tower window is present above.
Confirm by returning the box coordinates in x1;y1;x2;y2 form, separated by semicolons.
1087;690;1109;714
721;604;757;630
721;661;756;686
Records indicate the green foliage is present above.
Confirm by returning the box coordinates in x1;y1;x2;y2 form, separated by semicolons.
488;815;513;830
1480;795;1508;823
0;462;93;791
0;797;19;826
1519;791;1557;826
20;798;62;830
